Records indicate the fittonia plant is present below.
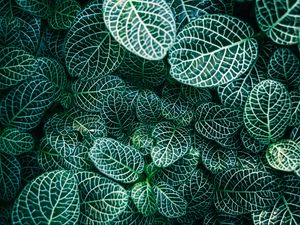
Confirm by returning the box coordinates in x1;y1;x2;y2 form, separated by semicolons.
0;0;299;224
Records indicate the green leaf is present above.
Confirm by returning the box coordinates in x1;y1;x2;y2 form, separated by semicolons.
15;0;50;18
153;147;199;186
252;175;300;225
103;0;176;60
0;127;34;155
195;102;243;140
118;51;167;88
151;122;191;168
48;0;81;30
89;138;145;183
244;80;292;144
112;199;155;225
290;125;300;144
240;127;267;154
289;91;300;126
12;170;80;225
154;182;187;218
180;84;212;107
179;169;214;216
0;47;37;90
0;153;21;201
201;141;237;174
268;48;300;89
65;3;125;80
218;62;262;109
169;14;258;87
0;78;56;131
266;139;300;172
71;75;126;112
131;181;157;216
130;124;154;155
74;171;129;224
255;0;300;45
136;90;162;123
166;0;222;32
214;168;282;215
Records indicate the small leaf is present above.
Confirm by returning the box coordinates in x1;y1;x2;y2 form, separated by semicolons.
244;80;291;144
0;127;34;155
151;122;191;168
15;0;50;18
154;182;187;218
131;181;157;216
266;139;300;172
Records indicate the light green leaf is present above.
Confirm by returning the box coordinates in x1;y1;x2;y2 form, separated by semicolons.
214;168;282;215
266;139;300;172
169;14;258;87
255;0;300;45
89;138;145;183
0;127;34;155
12;170;80;225
195;102;243;140
131;181;157;216
252;175;300;225
0;153;21;201
65;3;124;80
74;171;129;224
103;0;176;60
0;78;56;131
244;80;292;144
48;0;81;30
154;182;187;218
151;122;191;168
0;47;37;90
130;124;154;155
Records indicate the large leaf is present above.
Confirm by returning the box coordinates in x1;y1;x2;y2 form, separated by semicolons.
169;14;258;87
12;170;80;225
131;181;157;216
214;168;282;215
0;153;21;201
195;102;243;140
65;3;124;80
252;175;300;225
255;0;300;45
71;75;126;112
268;48;300;90
0;78;56;131
151;122;191;168
74;171;129;224
48;0;81;30
89;138;145;183
0;127;34;155
103;0;176;60
266;139;300;172
0;47;37;90
243;80;292;144
154;182;187;218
